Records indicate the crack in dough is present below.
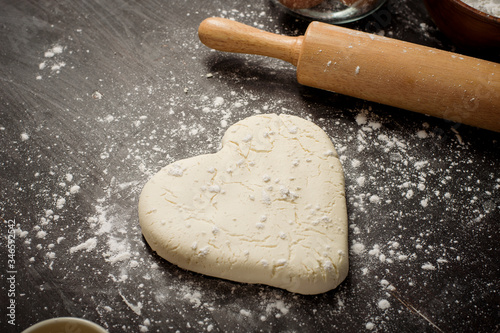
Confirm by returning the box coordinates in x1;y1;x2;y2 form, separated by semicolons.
139;114;348;294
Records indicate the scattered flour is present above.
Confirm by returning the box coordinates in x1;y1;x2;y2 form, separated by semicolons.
183;289;203;308
56;197;66;209
416;130;428;139
38;44;67;79
377;299;391;310
103;237;132;264
421;263;436;271
69;237;97;253
119;292;143;316
213;96;225;107
69;185;81;194
420;198;429;207
369;194;380;204
351;242;366;255
355;113;368;125
265;299;290;318
45;45;64;57
240;309;251;317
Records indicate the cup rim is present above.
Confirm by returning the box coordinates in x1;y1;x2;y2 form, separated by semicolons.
22;317;107;333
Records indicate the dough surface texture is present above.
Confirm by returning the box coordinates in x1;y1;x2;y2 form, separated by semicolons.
139;114;348;294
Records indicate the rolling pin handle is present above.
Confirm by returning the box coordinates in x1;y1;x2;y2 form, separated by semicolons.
198;17;303;66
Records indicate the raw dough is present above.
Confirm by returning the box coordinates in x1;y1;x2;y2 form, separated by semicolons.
139;114;348;294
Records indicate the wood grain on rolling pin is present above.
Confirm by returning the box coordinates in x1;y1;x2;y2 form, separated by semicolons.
297;22;500;131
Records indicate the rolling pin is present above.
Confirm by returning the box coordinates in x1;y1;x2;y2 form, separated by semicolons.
198;17;500;132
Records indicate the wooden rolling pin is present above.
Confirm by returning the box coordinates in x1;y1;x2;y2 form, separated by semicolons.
198;17;500;132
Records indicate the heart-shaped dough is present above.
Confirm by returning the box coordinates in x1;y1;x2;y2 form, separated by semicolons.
139;114;348;294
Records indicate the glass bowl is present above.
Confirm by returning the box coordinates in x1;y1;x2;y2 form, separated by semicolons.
272;0;388;24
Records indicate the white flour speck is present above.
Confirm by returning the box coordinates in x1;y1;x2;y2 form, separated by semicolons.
417;130;428;139
56;197;66;209
377;299;391;310
240;309;251;316
213;96;224;107
356;176;366;186
355;112;367;125
120;292;143;315
69;185;80;194
69;237;97;253
369;195;380;204
422;263;436;270
420;198;429;207
351;242;365;254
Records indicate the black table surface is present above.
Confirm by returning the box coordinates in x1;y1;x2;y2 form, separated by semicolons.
1;1;499;332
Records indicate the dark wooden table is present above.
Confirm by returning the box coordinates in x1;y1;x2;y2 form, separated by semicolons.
1;1;499;332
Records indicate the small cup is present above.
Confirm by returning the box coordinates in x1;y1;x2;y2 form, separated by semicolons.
22;317;107;333
272;0;388;24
